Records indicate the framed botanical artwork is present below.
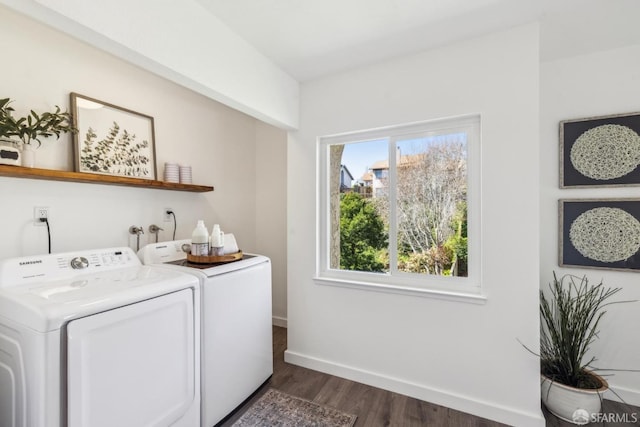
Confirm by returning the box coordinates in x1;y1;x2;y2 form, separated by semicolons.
560;111;640;188
70;93;157;179
559;199;640;272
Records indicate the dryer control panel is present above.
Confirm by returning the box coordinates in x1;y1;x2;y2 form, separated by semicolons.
0;247;140;287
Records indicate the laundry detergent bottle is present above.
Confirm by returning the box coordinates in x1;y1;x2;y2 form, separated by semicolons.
211;223;225;256
191;220;209;256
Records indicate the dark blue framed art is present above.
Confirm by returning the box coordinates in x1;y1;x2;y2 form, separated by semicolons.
560;199;640;272
560;112;640;188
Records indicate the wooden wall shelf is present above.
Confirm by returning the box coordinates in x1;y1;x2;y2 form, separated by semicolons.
0;165;214;192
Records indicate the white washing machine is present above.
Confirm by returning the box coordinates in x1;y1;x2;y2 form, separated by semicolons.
138;240;273;427
0;247;201;427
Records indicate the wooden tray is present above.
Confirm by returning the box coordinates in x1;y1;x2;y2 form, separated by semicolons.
187;251;243;264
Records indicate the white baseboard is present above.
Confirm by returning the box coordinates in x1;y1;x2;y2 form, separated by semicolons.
284;349;545;427
605;383;640;408
272;316;287;328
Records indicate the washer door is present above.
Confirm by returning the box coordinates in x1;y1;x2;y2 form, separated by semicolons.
67;289;195;427
0;331;25;427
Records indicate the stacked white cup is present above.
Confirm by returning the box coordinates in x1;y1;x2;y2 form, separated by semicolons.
179;165;192;184
164;162;179;183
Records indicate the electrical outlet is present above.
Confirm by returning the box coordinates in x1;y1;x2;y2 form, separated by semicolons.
164;208;173;222
34;206;49;226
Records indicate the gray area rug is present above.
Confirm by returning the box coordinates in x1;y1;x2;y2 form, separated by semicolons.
232;388;357;427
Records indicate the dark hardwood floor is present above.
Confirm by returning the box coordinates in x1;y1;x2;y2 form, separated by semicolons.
542;402;640;427
219;326;639;426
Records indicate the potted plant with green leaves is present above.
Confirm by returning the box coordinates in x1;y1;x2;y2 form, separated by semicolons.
537;272;635;424
0;98;16;143
0;98;22;165
0;98;76;167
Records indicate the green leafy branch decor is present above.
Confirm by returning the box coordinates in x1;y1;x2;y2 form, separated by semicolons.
0;97;76;147
80;121;151;177
0;98;16;140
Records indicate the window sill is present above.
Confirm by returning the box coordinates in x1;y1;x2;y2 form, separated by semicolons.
313;276;487;305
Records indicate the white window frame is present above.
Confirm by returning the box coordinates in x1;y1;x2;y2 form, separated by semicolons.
316;114;484;303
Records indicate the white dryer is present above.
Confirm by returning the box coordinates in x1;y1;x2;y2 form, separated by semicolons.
0;247;200;427
138;240;273;427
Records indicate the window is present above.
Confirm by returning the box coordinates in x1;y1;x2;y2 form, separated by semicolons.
317;115;482;298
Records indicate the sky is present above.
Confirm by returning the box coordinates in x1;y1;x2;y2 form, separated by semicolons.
341;139;388;183
340;133;467;186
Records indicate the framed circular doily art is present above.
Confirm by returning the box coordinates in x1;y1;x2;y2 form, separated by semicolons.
560;112;640;188
560;199;640;271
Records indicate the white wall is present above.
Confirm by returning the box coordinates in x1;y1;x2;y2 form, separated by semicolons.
0;3;289;326
255;122;288;326
541;44;640;406
0;0;299;130
287;24;543;426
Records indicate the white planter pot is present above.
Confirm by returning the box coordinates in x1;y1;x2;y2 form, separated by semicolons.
21;145;36;168
0;139;21;166
541;373;608;425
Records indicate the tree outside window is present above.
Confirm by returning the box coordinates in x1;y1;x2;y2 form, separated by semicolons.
319;115;480;293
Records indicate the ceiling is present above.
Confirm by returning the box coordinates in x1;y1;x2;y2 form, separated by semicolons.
197;0;640;82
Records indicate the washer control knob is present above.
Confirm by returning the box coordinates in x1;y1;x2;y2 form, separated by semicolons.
70;256;89;270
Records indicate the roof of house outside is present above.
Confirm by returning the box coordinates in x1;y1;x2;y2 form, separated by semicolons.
369;154;424;172
340;164;354;181
370;159;388;170
361;171;374;182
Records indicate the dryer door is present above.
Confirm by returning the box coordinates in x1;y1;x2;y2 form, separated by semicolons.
66;289;195;427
